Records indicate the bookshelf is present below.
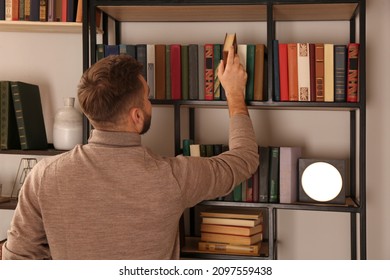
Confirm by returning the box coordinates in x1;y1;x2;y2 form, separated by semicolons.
0;21;82;33
83;0;366;260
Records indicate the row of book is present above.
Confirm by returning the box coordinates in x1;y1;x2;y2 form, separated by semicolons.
96;42;267;102
273;41;360;103
183;140;302;204
198;207;263;256
0;81;48;150
0;0;82;22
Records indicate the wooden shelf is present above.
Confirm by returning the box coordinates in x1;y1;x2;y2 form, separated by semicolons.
0;199;17;210
0;21;82;33
98;5;267;22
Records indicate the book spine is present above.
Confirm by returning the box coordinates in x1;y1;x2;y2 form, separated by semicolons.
297;43;311;101
61;0;66;22
188;44;199;100
246;44;255;101
154;44;166;100
213;44;221;100
278;43;289;101
259;146;270;202
10;84;28;150
147;44;155;99
25;0;31;20
0;0;5;20
181;45;189;100
198;44;205;100
11;0;19;20
170;44;182;100
268;146;280;203
273;40;280;101
309;43;316;101
279;147;301;204
334;45;347;102
233;183;242;202
237;44;247;97
253;44;265;101
198;242;260;256
204;44;214;100
324;43;334;102
136;44;147;80
165;45;171;99
39;0;47;21
347;43;359;102
47;0;55;21
19;0;25;20
315;43;325;101
287;43;298;101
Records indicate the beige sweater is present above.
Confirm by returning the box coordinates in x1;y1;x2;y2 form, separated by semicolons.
3;114;258;260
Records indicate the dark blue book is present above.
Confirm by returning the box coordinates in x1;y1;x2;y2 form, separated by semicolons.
104;45;119;57
0;0;5;20
30;0;40;21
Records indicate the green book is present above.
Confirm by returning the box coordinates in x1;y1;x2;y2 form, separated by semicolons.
181;45;189;100
233;183;242;202
10;81;48;150
268;146;280;203
246;44;256;101
182;139;193;156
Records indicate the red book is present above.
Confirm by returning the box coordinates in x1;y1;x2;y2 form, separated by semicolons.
309;43;316;101
287;43;298;101
170;44;182;100
347;43;359;102
278;43;289;101
315;43;325;102
62;0;67;22
204;44;214;100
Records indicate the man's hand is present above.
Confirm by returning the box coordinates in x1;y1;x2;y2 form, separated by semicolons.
218;46;249;116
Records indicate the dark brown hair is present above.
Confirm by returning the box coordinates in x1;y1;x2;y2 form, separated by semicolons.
78;54;144;127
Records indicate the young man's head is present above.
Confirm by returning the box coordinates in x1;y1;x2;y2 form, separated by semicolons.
78;54;151;134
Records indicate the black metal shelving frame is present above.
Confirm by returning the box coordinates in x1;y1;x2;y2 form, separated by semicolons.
82;0;366;260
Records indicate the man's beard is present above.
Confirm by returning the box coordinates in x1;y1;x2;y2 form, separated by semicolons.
140;110;151;135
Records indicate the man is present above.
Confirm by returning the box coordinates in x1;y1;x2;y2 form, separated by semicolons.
2;46;259;259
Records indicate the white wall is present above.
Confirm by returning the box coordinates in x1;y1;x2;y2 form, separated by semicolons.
0;0;389;259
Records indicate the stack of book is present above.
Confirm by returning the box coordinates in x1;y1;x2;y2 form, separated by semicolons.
198;208;263;256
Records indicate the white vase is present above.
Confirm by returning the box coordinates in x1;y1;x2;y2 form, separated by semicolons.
53;97;83;150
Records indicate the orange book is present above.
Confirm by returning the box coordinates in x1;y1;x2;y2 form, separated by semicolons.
287;43;298;101
204;44;214;100
279;43;289;101
315;43;325;102
347;43;359;102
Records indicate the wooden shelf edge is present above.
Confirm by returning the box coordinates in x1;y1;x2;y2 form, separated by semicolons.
0;21;82;33
0;198;17;210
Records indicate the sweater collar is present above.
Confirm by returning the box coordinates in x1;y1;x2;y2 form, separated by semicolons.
88;129;141;147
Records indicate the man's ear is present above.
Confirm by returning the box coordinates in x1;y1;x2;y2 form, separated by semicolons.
129;107;144;133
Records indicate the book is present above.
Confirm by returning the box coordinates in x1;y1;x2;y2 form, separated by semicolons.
279;146;302;203
253;44;266;101
182;139;193;156
197;44;204;100
232;183;242;202
273;40;280;101
347;43;359;102
0;0;5;20
268;146;280;203
66;0;77;22
30;0;40;21
213;44;221;100
188;44;199;100
278;43;289;101
315;43;325;101
147;44;155;99
246;44;255;101
75;0;82;22
201;223;263;237
119;44;136;59
10;81;48;150
204;44;214;100
189;144;201;157
201;216;262;228
154;44;166;100
324;43;334;102
165;45;171;99
297;43;311;101
252;169;259;203
201;207;263;220
222;33;237;67
136;44;147;79
287;43;298;101
181;45;189;100
334;45;347;102
309;43;316;101
0;81;20;150
40;0;47;21
198;241;261;256
246;175;253;202
259;146;270;202
104;44;119;57
201;232;263;245
170;44;181;100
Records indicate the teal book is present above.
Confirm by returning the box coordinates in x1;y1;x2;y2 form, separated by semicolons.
182;139;194;156
10;81;48;150
213;44;221;100
246;44;255;101
233;183;242;202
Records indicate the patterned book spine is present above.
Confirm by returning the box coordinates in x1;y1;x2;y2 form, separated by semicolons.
347;43;360;102
334;45;347;102
315;43;325;101
213;44;221;100
297;43;311;101
204;44;214;100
